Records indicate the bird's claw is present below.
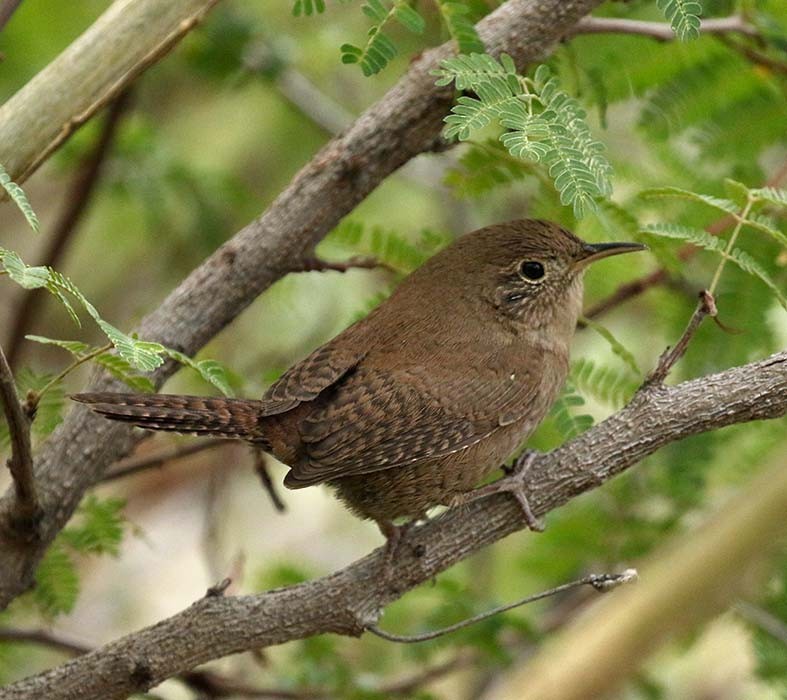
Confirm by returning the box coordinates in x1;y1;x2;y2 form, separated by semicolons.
455;450;544;532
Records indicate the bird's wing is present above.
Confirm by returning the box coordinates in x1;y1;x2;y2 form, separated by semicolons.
258;342;366;416
284;365;536;487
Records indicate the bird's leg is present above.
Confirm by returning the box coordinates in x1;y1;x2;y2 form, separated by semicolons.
376;517;423;581
452;450;544;532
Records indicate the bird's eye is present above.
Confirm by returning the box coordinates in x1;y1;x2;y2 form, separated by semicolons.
518;260;545;282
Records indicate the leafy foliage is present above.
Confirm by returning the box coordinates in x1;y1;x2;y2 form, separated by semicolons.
341;0;425;75
656;0;703;41
29;496;127;618
323;220;448;273
434;56;612;217
570;359;639;409
0;251;234;393
0;162;39;232
639;181;787;310
548;382;594;441
292;0;326;15
580;317;641;375
0;368;65;453
443;140;535;198
436;0;484;54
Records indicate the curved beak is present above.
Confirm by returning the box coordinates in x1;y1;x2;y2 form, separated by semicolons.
573;241;647;271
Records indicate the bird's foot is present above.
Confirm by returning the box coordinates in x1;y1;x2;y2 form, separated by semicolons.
376;519;416;581
453;450;544;532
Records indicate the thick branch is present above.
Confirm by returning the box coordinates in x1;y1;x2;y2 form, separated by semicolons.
0;0;606;610
0;345;37;532
2;351;785;700
0;0;220;184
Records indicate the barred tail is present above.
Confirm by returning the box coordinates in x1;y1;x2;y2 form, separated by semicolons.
72;392;266;441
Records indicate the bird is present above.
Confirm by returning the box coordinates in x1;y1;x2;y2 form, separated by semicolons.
73;219;645;547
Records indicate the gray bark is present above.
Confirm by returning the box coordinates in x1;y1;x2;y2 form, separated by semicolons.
1;351;785;700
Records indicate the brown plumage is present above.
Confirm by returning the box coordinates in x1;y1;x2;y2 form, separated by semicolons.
74;220;644;532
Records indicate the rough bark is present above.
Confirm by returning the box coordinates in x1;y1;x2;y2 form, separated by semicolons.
0;0;605;610
1;351;785;700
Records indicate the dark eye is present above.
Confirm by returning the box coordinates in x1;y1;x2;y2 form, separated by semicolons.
518;261;545;281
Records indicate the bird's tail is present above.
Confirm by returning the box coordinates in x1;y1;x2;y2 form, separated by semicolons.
72;392;266;441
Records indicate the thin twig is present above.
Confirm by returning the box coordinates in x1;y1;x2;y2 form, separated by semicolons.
293;256;395;275
0;344;38;530
28;343;113;413
0;627;91;656
571;15;759;42
6;91;133;367
716;34;787;76
368;570;638;643
645;290;717;386
736;601;787;646
252;449;286;513
0;0;23;32
101;438;225;483
584;158;787;321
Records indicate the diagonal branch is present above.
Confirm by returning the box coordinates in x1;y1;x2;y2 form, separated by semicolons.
2;351;785;700
0;0;608;611
0;0;221;185
0;344;38;535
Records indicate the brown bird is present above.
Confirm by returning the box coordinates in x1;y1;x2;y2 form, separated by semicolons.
74;220;644;545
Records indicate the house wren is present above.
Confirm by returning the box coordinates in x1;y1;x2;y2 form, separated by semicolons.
74;220;644;539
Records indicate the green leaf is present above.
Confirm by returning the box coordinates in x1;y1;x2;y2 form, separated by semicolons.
162;348;234;397
549;383;594;441
723;178;751;206
742;214;787;249
641;223;787;310
580;317;641;375
94;354;156;393
656;0;702;41
0;162;40;232
32;545;79;618
292;0;326;15
0;249;49;289
393;3;425;33
343;1;425;75
639;186;739;214
727;247;787;310
751;187;787;208
25;335;90;356
96;321;165;372
640;222;725;251
571;359;638;409
436;0;484;54
435;56;612;218
61;495;126;556
444;141;533;197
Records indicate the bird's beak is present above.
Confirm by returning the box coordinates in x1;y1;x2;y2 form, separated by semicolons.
573;241;647;271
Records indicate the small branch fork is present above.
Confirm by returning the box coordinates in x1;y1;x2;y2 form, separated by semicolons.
645;290;717;386
368;570;638;643
0;344;39;535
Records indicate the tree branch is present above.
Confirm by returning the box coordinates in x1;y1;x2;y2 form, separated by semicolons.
0;0;22;33
0;0;607;611
571;15;759;41
2;351;785;700
0;0;221;185
100;437;226;483
0;344;37;535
